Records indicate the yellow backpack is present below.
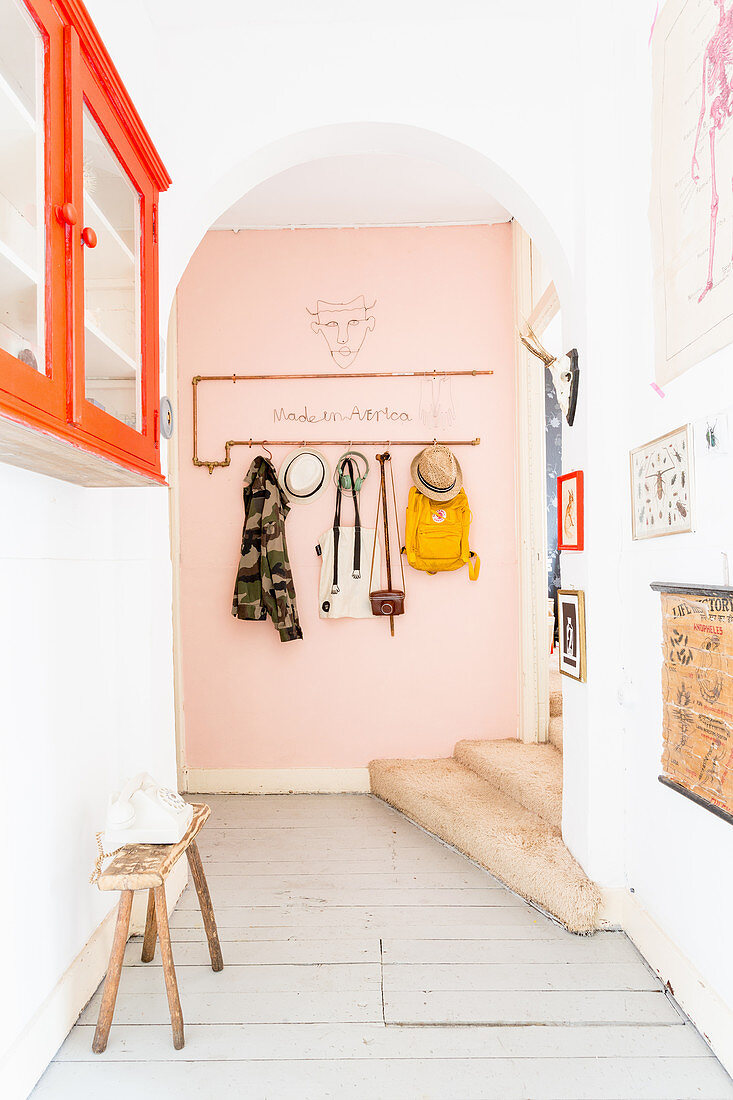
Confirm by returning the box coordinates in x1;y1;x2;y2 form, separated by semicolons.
404;487;480;579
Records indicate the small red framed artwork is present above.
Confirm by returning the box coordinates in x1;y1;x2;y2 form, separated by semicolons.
557;470;584;551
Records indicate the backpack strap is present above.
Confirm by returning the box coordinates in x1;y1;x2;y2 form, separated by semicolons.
468;552;480;581
404;487;421;561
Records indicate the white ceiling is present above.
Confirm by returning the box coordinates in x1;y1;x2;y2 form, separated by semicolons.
212;155;511;230
141;0;529;30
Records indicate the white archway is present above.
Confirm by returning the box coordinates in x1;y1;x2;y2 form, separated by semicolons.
160;122;576;331
165;120;575;773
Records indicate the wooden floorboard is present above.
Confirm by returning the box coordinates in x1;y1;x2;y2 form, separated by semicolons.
36;794;732;1100
174;885;524;909
56;1021;716;1061
122;938;382;967
31;1057;733;1099
166;921;580;942
169;904;539;929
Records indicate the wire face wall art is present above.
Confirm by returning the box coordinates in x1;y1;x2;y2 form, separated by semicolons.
307;296;376;369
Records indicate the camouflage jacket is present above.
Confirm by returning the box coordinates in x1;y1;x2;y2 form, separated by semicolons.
231;457;303;642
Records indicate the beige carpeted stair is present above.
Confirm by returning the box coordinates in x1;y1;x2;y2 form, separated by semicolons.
548;714;563;751
454;738;562;827
549;664;563;749
369;665;602;935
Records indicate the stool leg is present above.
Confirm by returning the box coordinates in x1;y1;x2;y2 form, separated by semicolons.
154;883;184;1050
141;888;157;962
186;839;223;972
92;890;133;1054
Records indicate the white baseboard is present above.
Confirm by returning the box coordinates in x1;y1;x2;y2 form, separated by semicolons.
602;887;733;1074
1;859;188;1100
184;767;371;794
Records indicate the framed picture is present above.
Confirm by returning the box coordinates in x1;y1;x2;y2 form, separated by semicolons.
557;470;584;551
558;589;586;682
629;424;693;540
695;411;729;461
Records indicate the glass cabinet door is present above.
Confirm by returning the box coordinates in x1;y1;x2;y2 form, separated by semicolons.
0;0;45;369
82;104;142;431
73;48;159;471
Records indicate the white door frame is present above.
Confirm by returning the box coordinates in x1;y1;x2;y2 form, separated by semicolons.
512;221;560;744
166;295;189;791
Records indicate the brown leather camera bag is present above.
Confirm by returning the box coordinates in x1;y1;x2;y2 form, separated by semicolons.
370;590;405;617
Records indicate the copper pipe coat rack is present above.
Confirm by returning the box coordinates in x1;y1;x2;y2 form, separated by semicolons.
192;369;492;473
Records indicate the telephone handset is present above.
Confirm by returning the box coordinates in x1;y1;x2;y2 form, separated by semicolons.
105;772;193;849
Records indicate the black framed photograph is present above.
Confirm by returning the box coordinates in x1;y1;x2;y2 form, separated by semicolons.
558;589;586;682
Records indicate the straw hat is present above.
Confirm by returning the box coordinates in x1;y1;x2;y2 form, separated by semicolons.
410;443;463;502
278;447;331;505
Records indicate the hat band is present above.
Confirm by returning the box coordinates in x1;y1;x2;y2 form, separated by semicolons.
417;466;456;496
284;457;325;498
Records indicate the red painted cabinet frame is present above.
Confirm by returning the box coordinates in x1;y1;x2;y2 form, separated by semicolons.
0;0;67;425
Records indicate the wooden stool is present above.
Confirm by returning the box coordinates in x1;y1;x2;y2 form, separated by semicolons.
93;802;222;1053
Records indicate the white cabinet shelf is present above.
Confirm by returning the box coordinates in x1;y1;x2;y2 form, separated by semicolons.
83;191;135;278
0;69;35;135
0;239;39;353
84;314;137;379
0;190;37;271
0;235;38;293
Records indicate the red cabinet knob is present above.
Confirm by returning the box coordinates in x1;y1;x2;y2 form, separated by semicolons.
81;226;98;248
54;202;78;227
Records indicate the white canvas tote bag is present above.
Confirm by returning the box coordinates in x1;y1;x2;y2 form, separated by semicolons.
316;458;379;620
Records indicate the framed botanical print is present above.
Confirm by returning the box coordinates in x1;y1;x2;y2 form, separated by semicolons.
558;589;586;682
557;470;584;551
630;425;693;540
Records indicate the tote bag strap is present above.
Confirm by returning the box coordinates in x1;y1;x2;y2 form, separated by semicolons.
332;457;361;594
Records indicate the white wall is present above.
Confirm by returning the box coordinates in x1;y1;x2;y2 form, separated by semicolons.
83;0;581;321
0;463;178;1094
563;0;733;1029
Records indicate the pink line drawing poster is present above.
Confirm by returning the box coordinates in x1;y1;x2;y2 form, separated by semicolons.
651;0;733;384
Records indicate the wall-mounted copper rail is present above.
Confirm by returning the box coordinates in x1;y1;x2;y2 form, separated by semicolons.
192;369;492;473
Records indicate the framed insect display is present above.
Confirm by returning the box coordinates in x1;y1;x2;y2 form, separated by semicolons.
557;470;584;551
629;425;693;540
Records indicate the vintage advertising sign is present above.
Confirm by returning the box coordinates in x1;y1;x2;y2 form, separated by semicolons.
654;583;733;824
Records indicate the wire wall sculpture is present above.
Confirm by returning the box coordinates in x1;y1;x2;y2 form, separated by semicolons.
191;369;492;473
307;296;376;369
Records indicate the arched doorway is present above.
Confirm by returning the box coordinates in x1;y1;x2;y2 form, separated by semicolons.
164;124;576;788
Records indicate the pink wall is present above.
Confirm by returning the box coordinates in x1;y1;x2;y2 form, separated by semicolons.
176;226;518;769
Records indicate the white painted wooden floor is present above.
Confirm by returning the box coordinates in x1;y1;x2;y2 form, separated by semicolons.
35;795;733;1099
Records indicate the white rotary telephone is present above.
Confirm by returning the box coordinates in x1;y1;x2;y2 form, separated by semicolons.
104;773;193;849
